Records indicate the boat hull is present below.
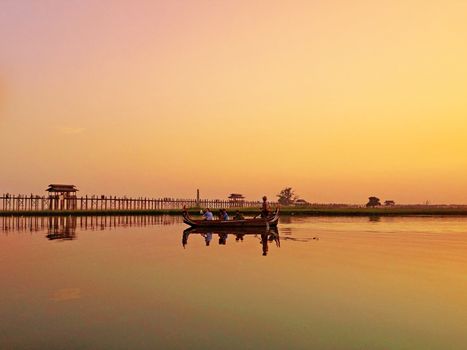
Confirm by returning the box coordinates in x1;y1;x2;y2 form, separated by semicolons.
182;209;279;228
184;226;278;235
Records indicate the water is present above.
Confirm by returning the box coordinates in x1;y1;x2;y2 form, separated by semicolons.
1;215;467;349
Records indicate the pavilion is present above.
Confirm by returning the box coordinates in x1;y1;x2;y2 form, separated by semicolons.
228;193;245;207
46;184;78;210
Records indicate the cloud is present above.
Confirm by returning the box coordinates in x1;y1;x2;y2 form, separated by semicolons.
57;126;86;134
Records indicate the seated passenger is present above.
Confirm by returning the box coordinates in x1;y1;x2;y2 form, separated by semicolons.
234;211;245;220
221;209;229;221
203;208;213;221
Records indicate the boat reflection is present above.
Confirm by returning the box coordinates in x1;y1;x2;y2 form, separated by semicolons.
182;227;280;256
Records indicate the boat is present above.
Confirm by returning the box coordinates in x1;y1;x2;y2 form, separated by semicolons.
182;208;279;228
183;226;279;235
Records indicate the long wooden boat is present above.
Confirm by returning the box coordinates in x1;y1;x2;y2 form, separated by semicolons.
182;208;279;228
183;226;279;235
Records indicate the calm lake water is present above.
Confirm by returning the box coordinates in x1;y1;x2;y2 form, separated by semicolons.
1;215;467;349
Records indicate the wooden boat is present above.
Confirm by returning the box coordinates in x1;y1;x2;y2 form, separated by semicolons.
182;208;279;228
183;226;279;235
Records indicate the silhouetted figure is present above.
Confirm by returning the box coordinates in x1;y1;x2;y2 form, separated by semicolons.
261;196;270;218
234;211;244;220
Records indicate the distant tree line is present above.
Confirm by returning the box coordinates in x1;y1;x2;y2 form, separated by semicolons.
275;189;396;207
275;188;397;207
366;197;396;207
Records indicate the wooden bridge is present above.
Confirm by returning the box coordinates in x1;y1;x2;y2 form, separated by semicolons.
0;193;268;213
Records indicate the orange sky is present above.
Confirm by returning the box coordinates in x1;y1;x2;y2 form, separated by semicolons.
1;0;466;203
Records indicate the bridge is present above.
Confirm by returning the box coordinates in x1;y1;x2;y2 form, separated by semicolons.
0;193;267;214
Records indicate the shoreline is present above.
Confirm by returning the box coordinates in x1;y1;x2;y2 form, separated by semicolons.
2;207;467;217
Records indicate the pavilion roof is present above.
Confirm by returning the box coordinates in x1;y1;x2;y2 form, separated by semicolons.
46;184;78;193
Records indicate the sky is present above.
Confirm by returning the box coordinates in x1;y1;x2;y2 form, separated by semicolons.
1;0;466;204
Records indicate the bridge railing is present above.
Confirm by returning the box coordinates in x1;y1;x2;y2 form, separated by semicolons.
0;194;269;212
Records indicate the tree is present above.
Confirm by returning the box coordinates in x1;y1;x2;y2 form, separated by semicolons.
366;196;381;207
277;187;297;206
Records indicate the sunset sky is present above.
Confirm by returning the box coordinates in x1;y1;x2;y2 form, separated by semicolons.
1;0;466;203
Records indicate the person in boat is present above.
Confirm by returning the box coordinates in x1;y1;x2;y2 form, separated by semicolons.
260;196;270;218
202;208;213;221
234;211;245;220
218;209;229;221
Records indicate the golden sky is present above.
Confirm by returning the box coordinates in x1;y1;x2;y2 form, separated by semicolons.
1;0;466;203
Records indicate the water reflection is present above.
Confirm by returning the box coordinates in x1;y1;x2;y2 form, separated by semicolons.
2;216;467;349
0;215;183;240
182;227;281;256
46;216;77;240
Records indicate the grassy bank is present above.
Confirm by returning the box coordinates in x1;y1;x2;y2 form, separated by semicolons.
1;207;467;217
270;207;467;216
